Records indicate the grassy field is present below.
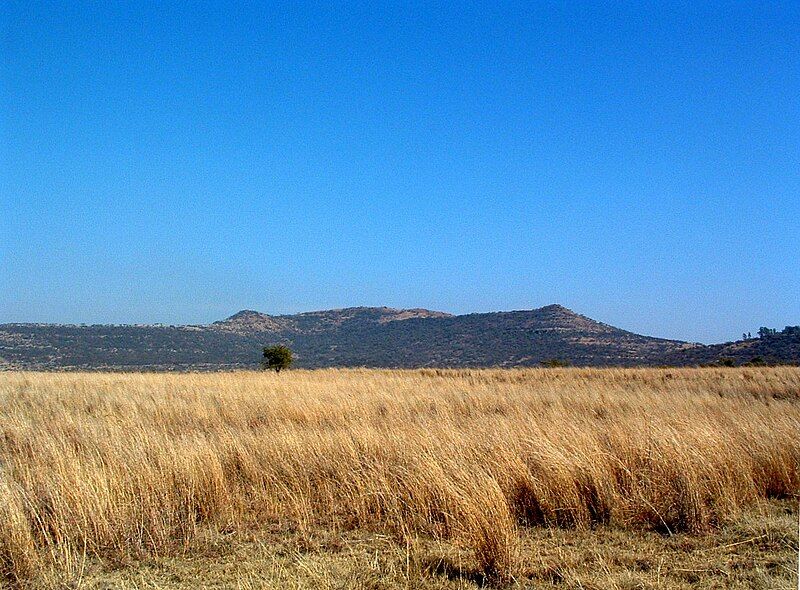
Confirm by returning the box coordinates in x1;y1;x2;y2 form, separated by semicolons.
0;368;798;588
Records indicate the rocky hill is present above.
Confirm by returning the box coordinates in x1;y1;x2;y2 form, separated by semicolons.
0;305;796;370
212;307;453;335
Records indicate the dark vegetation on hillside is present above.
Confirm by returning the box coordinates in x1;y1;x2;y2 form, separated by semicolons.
660;325;800;368
1;306;797;370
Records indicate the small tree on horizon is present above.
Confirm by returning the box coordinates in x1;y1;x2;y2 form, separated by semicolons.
262;345;293;373
758;327;777;338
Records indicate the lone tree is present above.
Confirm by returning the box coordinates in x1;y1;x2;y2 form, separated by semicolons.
262;345;293;373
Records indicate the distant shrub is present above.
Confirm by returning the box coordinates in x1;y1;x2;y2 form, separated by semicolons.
717;357;736;368
541;358;571;368
744;356;767;367
262;345;293;373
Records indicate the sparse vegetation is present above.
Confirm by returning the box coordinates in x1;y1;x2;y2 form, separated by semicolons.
0;368;798;587
745;356;768;367
540;358;570;368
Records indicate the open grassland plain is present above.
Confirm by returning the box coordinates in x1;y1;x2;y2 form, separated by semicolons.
0;368;798;588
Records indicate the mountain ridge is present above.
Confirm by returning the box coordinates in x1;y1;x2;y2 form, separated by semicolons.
0;305;796;370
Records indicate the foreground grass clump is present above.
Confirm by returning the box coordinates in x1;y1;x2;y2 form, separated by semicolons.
0;368;798;586
38;500;799;589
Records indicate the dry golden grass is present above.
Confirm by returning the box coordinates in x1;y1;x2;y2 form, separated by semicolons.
0;368;798;587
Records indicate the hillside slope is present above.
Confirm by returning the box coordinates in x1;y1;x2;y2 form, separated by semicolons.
0;305;703;370
661;328;800;366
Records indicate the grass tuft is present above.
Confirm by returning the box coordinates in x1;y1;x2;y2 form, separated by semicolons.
0;367;798;585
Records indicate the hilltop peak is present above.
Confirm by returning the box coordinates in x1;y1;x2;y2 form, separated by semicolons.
297;306;450;316
213;310;285;333
538;304;576;314
209;306;455;336
225;310;271;321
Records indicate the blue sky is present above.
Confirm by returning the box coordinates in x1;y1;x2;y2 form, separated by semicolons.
2;1;798;343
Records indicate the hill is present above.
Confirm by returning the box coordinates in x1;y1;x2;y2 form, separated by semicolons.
0;305;694;370
211;304;695;368
661;327;800;367
0;305;796;370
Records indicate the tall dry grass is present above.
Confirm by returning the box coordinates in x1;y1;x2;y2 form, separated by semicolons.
0;368;798;584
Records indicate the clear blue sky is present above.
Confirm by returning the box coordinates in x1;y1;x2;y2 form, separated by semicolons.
2;1;798;343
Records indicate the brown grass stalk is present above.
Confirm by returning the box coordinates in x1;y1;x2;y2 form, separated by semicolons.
0;367;798;584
